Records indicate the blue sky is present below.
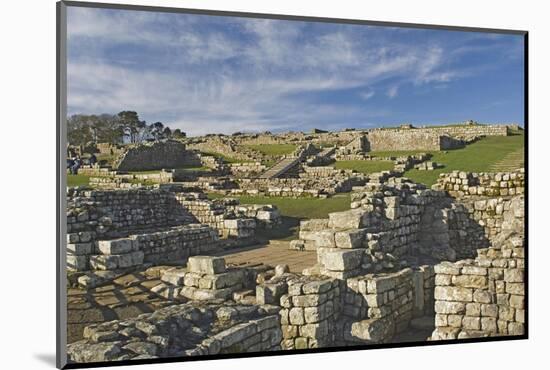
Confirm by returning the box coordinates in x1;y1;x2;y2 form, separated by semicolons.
67;6;525;136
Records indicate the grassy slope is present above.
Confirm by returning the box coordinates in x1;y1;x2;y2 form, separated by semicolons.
67;174;91;187
243;144;297;156
333;160;394;174
404;133;524;186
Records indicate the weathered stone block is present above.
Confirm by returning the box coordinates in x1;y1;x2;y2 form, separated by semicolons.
161;269;187;286
289;307;305;325
504;269;524;283
461;266;487;276
506;282;524;295
98;238;133;255
328;209;369;229
465;303;481;317
451;275;487;289
188;256;226;274
302;279;333;294
434;286;473;302
462;316;480;330
67;243;93;256
434;262;460;275
430;326;460;340
481;304;498;317
350;317;394;342
434;301;466;314
367;276;396;294
473;289;493;304
256;282;287;305
335;229;365;249
481;317;498;333
317;248;363;271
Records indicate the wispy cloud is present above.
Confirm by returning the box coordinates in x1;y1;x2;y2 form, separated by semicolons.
387;85;399;98
66;7;525;134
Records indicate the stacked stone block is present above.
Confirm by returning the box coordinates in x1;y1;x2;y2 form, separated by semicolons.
67;300;282;363
159;256;249;301
433;169;524;197
278;277;341;349
67;231;96;271
114;140;202;171
343;268;415;343
68;225;219;272
431;236;525;339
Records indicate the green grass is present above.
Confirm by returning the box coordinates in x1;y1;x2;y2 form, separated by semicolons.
243;144;297;156
333;160;394;174
369;150;431;158
404;134;525;186
200;151;250;164
208;193;351;240
67;174;91;187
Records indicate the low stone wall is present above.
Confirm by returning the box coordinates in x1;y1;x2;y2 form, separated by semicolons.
67;300;282;363
76;165;117;177
67;224;219;272
89;177;145;189
187;137;256;162
67;188;193;240
233;174;368;198
228;162;266;176
433;169;525;197
67;189;281;271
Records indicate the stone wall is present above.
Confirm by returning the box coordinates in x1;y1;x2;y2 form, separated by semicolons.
232;173;368;198
67;300;282;363
114;140;202;171
433;169;525;197
228;162;267;177
367;130;449;151
67;224;219;272
277;276;342;349
431;195;525;340
67;188;193;240
365;124;507;152
66;189;281;271
418;124;509;141
187;137;255;162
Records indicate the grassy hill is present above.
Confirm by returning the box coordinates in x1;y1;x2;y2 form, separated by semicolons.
404;133;525;186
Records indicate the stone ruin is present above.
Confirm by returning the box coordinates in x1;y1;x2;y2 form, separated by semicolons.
74;122;515;201
66;165;525;363
65;123;524;364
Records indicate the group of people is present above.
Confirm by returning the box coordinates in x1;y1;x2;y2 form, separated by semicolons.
67;153;97;175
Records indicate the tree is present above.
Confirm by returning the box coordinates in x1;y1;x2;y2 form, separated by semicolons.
162;126;172;139
117;111;146;143
67;114;124;146
172;128;186;139
149;122;165;140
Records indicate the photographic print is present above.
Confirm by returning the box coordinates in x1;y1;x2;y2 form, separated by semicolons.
58;1;527;367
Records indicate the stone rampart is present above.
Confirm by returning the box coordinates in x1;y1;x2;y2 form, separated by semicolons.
114;140;202;171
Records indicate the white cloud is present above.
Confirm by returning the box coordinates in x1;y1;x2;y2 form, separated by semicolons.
387;85;399;98
360;90;375;100
66;7;518;135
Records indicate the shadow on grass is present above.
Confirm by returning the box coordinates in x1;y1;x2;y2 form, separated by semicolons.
256;216;301;241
